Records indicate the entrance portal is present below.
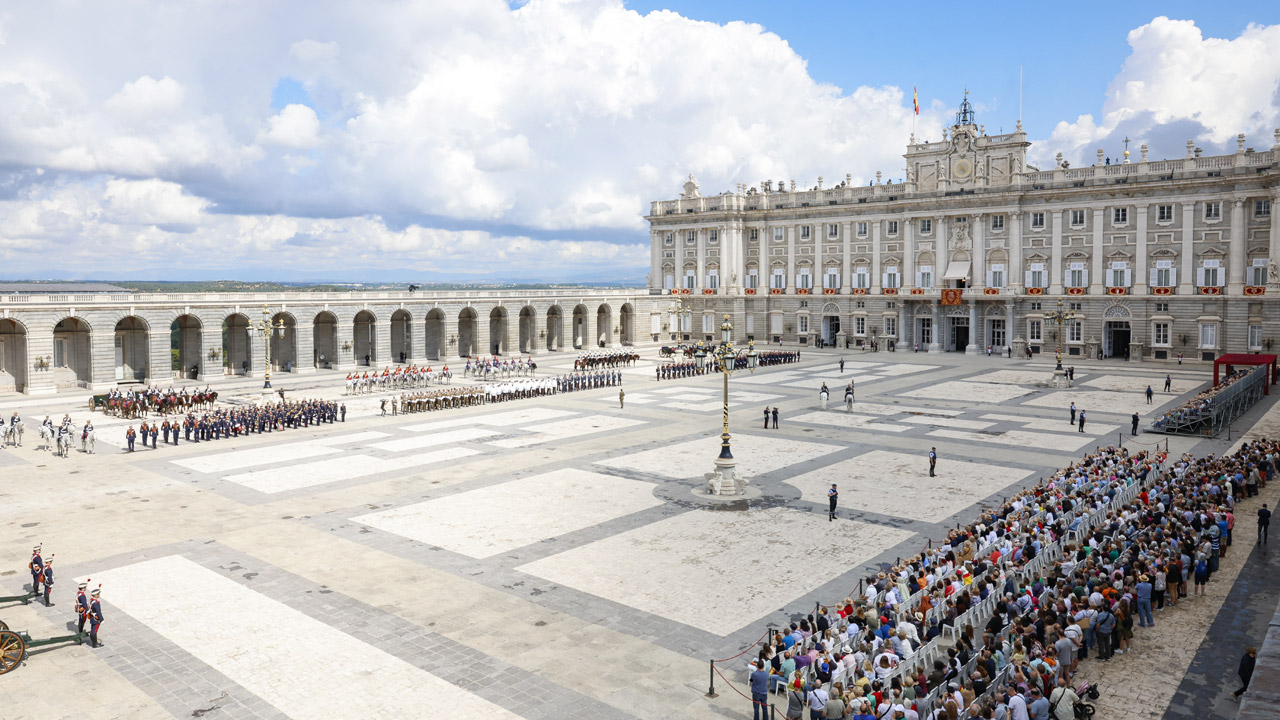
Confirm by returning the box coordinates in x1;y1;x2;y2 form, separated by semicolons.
822;315;840;346
950;317;969;352
1104;321;1132;359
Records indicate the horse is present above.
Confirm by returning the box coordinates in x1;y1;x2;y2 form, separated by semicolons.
55;430;74;458
81;428;97;454
2;421;22;448
37;424;55;451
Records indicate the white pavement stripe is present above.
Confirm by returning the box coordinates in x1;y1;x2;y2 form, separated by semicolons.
831;403;965;417
788;411;911;432
980;414;1108;433
89;556;520;720
370;427;499;452
899;416;995;430
928;428;1096;451
399;408;576;433
353;469;662;558
487;415;647;449
596;434;839;479
660;401;742;412
224;447;481;494
170;431;391;474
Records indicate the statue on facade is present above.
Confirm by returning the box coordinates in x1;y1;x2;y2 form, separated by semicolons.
731;272;738;285
1270;259;1279;283
950;223;971;252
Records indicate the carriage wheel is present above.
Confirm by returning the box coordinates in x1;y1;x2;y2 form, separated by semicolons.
0;630;25;675
0;619;8;631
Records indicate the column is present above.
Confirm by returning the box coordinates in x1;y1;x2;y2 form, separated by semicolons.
842;221;853;292
1180;203;1195;294
1135;206;1148;295
293;319;315;374
903;218;915;289
966;300;978;354
1005;300;1015;350
1228;199;1246;293
935;216;948;274
335;313;356;370
1271;188;1280;289
695;228;706;292
731;222;746;293
1050;210;1064;294
929;303;941;352
650;231;662;292
786;226;796;293
247;322;268;377
897;306;907;346
24;324;55;396
972;213;986;290
1010;211;1024;291
870;221;881;292
1091;208;1104;294
146;316;171;384
374;314;392;365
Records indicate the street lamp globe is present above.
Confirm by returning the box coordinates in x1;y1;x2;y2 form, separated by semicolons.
694;347;707;372
720;314;732;344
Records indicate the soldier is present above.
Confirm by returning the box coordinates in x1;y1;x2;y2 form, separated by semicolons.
150;423;159;449
76;581;90;634
88;587;105;648
126;425;136;452
340;403;347;422
29;545;43;596
161;419;171;445
41;557;54;607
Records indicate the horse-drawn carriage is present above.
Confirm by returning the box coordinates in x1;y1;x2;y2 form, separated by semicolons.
0;595;86;675
659;344;702;359
90;390;218;418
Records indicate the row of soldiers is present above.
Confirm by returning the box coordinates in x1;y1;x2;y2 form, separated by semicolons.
126;399;345;450
489;378;559;402
393;388;487;413
557;371;622;393
656;362;701;381
463;356;536;378
573;351;639;371
29;545;105;648
756;350;800;366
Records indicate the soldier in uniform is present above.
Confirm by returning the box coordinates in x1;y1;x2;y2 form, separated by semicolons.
76;581;90;634
149;423;159;449
125;425;137;452
161;419;171;445
88;587;105;648
41;557;54;606
29;545;43;596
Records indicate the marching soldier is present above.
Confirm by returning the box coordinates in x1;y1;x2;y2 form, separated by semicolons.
88;587;105;648
125;425;137;452
41;557;54;606
29;545;43;596
76;581;90;634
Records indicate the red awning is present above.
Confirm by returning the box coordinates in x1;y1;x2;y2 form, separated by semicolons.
1213;353;1278;395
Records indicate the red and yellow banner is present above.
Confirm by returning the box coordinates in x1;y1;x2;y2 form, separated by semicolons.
941;288;963;305
1244;286;1266;296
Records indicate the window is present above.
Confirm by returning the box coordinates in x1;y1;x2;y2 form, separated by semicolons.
702;314;713;333
1204;202;1221;221
991;215;1005;232
1157;205;1173;222
770;313;783;334
1030;302;1042;311
1155;302;1169;313
1069;302;1082;311
1250;259;1268;286
855;316;866;335
1257;200;1272;217
882;268;900;289
854;267;869;289
1249;325;1263;350
745;314;754;333
919;318;932;345
1113;207;1128;225
884;317;897;336
1151;260;1175;288
856;222;868;237
683;270;696;289
686;230;696;244
770;269;785;289
920;218;933;234
824;269;840;290
746;270;759;289
708;229;718;243
1027;263;1046;289
773;227;785;242
749;228;759;240
1070;209;1085;227
1031;212;1045;229
917;266;933;289
1028;320;1042;342
663;273;675;290
798;315;809;334
827;224;839;238
797;269;813;289
1198;259;1221;288
800;225;811;240
1200;323;1218;349
664;233;674;245
1153;322;1170;346
1108;261;1131;287
1068;321;1083;343
988;263;1005;288
887;220;899;235
1067;262;1087;288
706;269;719;289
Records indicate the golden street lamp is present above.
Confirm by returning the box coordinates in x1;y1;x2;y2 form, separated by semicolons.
1043;298;1076;371
255;305;288;390
694;314;757;495
667;298;692;343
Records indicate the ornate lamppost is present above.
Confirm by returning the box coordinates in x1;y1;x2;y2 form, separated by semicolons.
1043;298;1076;371
694;314;758;495
254;306;288;390
667;298;692;343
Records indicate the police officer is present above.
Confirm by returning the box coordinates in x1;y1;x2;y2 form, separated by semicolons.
29;545;43;596
76;582;90;634
41;558;54;607
88;587;105;648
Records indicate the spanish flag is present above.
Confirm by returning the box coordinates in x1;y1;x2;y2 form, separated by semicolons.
913;86;919;115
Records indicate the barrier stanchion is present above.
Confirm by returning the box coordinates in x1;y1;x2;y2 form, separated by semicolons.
707;659;717;698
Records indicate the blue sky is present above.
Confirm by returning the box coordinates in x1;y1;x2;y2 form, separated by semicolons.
0;1;1277;283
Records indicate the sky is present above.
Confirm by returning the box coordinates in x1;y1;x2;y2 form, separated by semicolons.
0;0;1278;283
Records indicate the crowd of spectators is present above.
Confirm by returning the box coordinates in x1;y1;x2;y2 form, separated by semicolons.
1152;368;1256;432
742;436;1277;719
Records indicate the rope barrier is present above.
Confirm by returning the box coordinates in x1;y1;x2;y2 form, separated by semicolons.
712;662;772;710
710;626;773;663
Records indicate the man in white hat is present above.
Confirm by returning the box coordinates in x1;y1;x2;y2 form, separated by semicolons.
76;582;91;634
88;587;105;648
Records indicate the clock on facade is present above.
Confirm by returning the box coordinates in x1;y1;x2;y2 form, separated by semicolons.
953;158;973;178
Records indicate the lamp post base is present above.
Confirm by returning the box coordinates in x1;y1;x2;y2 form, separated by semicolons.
704;456;747;496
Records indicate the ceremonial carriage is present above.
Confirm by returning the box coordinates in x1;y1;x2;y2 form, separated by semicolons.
0;595;85;676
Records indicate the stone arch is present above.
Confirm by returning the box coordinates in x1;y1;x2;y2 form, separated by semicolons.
0;318;29;394
313;311;338;370
114;315;150;383
545;305;564;351
269;312;299;373
1102;304;1133;319
596;303;613;347
572;304;589;349
424;308;446;361
390;309;413;364
53;316;93;387
457;308;478;358
517;305;537;354
171;314;203;380
354;310;377;366
223;313;252;376
619;303;634;346
489;306;508;355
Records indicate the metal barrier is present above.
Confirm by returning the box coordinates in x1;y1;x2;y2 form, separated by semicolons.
1149;365;1267;436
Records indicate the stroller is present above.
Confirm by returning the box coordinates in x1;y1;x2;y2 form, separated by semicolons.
1073;682;1100;718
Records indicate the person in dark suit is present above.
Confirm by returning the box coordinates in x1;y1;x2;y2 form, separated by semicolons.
928;447;937;477
763;407;770;429
770;407;779;429
1132;413;1140;435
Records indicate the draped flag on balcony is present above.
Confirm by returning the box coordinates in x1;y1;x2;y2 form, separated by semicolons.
941;288;963;306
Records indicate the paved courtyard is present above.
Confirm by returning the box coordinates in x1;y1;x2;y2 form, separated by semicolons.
0;345;1263;719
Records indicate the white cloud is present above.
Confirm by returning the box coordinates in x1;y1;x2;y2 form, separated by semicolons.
1038;17;1280;166
103;75;186;120
261;103;321;149
289;39;340;63
102;178;209;226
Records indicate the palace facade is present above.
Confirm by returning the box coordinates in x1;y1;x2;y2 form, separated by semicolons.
646;97;1280;361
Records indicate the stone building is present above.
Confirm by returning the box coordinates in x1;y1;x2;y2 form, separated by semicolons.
0;286;648;395
646;96;1280;361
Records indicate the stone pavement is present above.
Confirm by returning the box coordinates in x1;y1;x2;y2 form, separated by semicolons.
0;345;1248;719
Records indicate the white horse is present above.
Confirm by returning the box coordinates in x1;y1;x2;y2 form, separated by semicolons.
2;421;22;448
55;428;74;458
37;424;55;451
81;428;97;454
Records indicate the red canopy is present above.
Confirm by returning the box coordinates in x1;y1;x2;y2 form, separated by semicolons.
1213;353;1278;395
